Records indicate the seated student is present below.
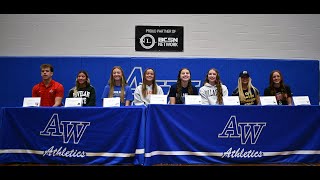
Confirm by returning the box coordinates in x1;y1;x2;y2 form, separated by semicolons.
32;64;64;107
264;70;293;105
101;66;133;106
68;70;96;106
133;68;164;105
232;70;260;105
199;68;228;105
168;68;198;104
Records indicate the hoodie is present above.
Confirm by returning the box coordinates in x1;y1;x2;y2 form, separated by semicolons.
199;83;228;105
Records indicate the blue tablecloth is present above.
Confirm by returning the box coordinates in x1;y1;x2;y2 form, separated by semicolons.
144;105;320;165
1;105;320;165
0;106;146;165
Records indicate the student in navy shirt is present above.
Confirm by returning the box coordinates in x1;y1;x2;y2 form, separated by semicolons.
168;68;198;104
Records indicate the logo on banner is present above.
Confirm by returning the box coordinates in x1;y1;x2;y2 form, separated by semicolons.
218;115;266;158
140;34;156;49
40;113;90;158
135;25;183;51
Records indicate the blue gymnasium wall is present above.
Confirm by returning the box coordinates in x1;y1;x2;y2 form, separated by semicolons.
0;56;319;107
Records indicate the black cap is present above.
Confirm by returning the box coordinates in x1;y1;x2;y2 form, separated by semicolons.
239;70;250;78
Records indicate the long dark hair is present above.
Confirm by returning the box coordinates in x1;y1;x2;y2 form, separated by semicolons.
176;68;194;103
72;70;90;97
269;70;288;97
142;68;158;97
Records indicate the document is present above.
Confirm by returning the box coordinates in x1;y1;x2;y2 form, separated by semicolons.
23;97;41;107
260;96;277;105
103;97;121;107
293;96;311;105
223;96;240;105
150;95;168;104
65;98;83;107
185;95;202;105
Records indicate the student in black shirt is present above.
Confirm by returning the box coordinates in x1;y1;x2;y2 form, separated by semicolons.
264;70;293;105
68;70;96;106
232;70;260;105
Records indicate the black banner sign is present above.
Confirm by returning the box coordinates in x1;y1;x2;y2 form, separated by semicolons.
135;26;183;52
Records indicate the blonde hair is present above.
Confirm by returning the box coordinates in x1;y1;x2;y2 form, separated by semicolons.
107;66;128;103
237;77;257;102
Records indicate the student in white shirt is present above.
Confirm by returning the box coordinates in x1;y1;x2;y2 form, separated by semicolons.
199;68;228;105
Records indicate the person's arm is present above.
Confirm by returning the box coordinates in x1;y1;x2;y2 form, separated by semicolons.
169;97;176;104
231;88;238;96
168;85;176;104
125;100;131;106
133;86;144;105
263;88;269;96
287;96;293;105
222;85;228;97
68;89;74;98
254;88;261;105
101;86;109;99
199;87;209;105
87;87;96;106
193;86;199;95
286;85;293;105
101;86;110;105
158;85;164;95
53;97;63;107
53;84;64;107
256;94;261;105
125;86;133;106
32;84;38;97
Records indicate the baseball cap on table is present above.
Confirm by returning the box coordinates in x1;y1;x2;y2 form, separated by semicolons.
239;70;250;77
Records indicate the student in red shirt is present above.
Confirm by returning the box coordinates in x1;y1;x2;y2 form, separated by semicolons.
32;64;64;107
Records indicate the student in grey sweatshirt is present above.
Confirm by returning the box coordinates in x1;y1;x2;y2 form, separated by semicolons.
199;68;228;105
133;68;164;105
